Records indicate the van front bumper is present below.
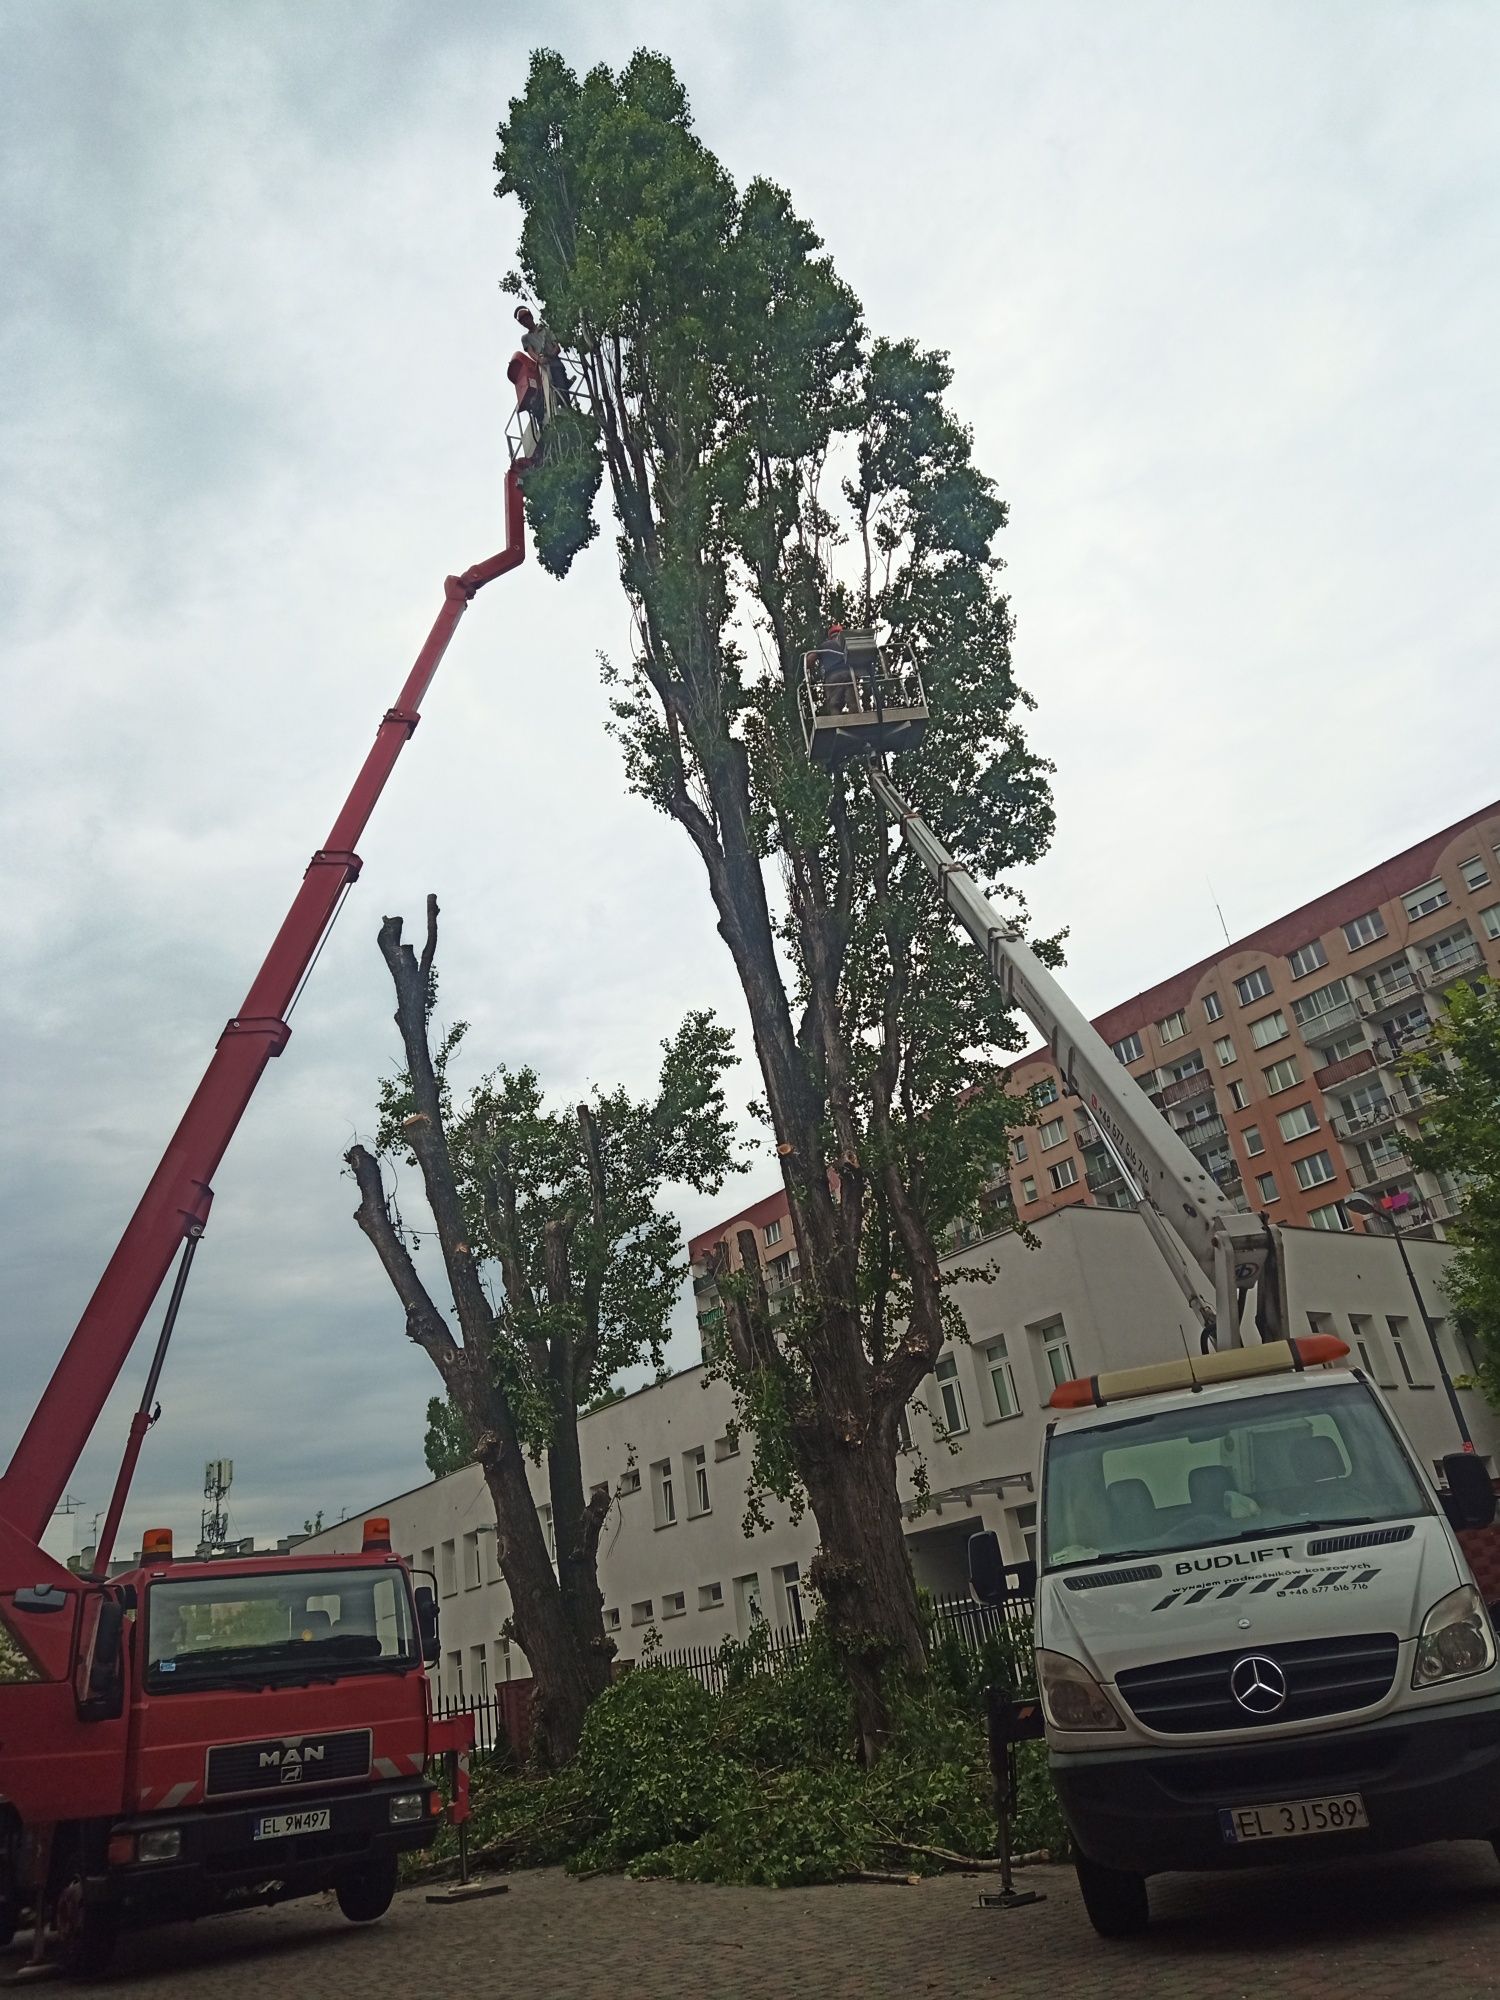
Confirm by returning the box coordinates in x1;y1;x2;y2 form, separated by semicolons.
1052;1691;1500;1876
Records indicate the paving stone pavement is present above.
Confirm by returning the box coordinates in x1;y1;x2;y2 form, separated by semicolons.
17;1846;1500;1999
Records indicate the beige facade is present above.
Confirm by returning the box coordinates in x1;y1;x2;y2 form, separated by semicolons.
300;1208;1489;1705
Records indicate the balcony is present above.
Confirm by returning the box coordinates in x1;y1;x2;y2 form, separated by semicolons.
1420;940;1486;989
1160;1069;1215;1110
1177;1114;1228;1154
1346;1150;1414;1191
1086;1160;1128;1198
1297;1001;1365;1044
1373;1021;1435;1063
1331;1098;1395;1143
1313;1048;1377;1091
692;1270;720;1296
1359;969;1418;1015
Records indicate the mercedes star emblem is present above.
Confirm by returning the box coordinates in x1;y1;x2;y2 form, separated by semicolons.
1229;1653;1287;1716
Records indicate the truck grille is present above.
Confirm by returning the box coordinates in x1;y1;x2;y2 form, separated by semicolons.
204;1728;372;1798
1116;1634;1399;1734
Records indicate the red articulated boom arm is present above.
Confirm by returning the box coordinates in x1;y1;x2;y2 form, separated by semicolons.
0;467;528;1551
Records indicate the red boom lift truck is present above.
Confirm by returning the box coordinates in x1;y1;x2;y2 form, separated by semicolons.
0;427;538;1976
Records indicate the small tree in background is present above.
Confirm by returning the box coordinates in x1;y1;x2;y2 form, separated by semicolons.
494;51;1053;1751
1409;979;1500;1392
346;896;739;1762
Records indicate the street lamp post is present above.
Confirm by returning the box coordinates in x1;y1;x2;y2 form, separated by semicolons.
1347;1193;1473;1451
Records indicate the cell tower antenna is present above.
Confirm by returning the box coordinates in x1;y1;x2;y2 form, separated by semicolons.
201;1458;233;1552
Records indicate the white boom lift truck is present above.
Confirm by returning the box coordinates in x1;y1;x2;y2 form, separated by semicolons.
802;636;1500;1939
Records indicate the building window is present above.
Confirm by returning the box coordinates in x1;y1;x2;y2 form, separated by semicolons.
652;1459;677;1529
984;1337;1019;1419
619;1465;642;1493
1235;968;1274;1005
1243;1124;1265;1155
439;1541;457;1598
469;1643;490;1702
419;1545;436;1583
1345;1312;1381;1379
1387;1316;1422;1387
896;1407;912;1451
1049;1158;1079;1191
663;1591;687;1620
537;1505;556;1562
1343;911;1388;951
1255;1171;1279;1204
685;1446;711;1517
1229;1079;1250;1111
445;1651;464;1703
764;1217;782;1246
1277;1103;1320;1142
1294;1150;1337;1190
1010;1501;1039;1564
1038;1319;1076;1390
1479;904;1500;942
698;1582;724;1612
1403;881;1450;922
934;1355;968;1435
1039;1116;1067;1150
1020;1175;1038;1203
775;1562;806;1636
1263;1056;1300;1094
1287;939;1328;978
1250;1010;1289;1049
1203;992;1225;1022
1112;1031;1144;1063
1213;1035;1236;1067
1460;855;1491;892
631;1599;653;1627
1308;1201;1350;1231
462;1531;482;1588
1159;1010;1188;1043
605;1606;621;1632
1033;1076;1060;1106
713;1434;739;1462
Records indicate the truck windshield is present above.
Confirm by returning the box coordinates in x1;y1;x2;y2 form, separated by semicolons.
145;1568;416;1692
1043;1380;1432;1570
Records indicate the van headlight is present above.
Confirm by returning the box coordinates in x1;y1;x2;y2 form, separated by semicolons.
1038;1648;1124;1732
1413;1585;1496;1688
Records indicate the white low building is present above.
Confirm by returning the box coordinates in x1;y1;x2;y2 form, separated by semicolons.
299;1207;1488;1706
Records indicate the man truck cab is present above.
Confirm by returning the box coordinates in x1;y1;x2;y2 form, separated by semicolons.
1022;1339;1500;1936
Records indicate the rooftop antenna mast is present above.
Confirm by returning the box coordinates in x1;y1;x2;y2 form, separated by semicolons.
201;1457;233;1552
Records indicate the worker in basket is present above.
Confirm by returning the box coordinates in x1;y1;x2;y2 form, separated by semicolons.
814;622;876;715
515;304;573;413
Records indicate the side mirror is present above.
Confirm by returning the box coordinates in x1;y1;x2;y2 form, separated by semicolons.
968;1530;1007;1606
80;1597;126;1720
414;1584;441;1666
13;1584;68;1614
1442;1452;1496;1532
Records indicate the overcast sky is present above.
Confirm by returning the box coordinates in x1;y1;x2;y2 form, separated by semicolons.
3;1;1496;1559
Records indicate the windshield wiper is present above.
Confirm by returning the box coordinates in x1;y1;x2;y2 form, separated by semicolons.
1050;1548;1168;1570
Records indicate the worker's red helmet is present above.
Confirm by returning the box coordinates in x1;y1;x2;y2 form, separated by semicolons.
515;305;535;326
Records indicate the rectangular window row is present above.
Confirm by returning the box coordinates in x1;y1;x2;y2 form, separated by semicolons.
927;1319;1077;1437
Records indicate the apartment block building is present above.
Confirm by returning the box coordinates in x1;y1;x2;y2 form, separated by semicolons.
999;798;1500;1240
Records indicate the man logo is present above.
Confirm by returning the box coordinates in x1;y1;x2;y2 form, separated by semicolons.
1229;1654;1287;1716
258;1742;327;1785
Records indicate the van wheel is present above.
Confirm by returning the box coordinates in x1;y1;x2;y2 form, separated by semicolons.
54;1872;117;1980
336;1854;398;1924
1074;1852;1149;1938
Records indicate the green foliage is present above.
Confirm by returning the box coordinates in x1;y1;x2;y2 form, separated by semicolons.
423;1394;475;1478
521;407;604;578
443;1616;1065;1888
1408;979;1500;1391
377;1009;741;1446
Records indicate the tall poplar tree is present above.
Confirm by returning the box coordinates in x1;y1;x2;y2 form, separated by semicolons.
495;52;1054;1748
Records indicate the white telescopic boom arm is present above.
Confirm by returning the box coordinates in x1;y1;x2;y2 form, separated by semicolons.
869;768;1273;1346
